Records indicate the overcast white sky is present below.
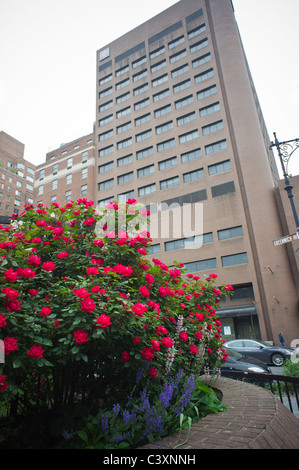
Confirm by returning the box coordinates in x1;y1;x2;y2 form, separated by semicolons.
0;0;298;176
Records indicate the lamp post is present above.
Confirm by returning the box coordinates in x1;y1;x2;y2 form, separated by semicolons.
270;133;299;231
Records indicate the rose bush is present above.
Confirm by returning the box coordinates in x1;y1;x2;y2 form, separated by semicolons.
0;198;231;421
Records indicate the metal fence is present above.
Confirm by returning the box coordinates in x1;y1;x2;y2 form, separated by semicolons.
221;370;299;416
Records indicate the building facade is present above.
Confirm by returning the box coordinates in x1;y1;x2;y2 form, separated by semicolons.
0;131;36;222
34;132;96;208
94;0;299;345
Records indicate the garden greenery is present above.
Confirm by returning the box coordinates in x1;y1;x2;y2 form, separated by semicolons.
0;198;231;448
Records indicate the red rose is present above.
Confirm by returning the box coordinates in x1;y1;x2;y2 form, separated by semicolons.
40;306;52;317
0;375;8;393
141;346;155;361
179;332;189;342
86;267;98;275
41;261;56;271
190;345;198;354
27;345;44;358
27;254;41;266
149;367;157;379
74;329;88;344
3;337;18;355
96;314;111;328
139;286;150;297
2;287;19;299
161;337;173;349
81;297;96;313
0;313;6;327
4;299;21;311
18;267;36;278
58;252;69;259
4;268;19;283
151;340;160;352
195;331;203;340
132;302;148;317
114;264;133;277
158;286;167;297
84;217;95;226
155;326;168;335
29;289;38;297
72;288;90;298
122;351;130;362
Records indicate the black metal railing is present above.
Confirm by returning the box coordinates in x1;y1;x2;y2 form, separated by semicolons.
221;370;299;416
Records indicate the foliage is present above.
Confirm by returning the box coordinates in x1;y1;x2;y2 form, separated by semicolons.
0;198;232;448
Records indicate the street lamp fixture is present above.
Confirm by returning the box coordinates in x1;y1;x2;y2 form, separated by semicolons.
270;133;299;231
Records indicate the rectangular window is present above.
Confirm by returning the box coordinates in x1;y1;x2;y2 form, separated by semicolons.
81;167;88;179
190;38;208;53
147;243;161;255
115;78;130;90
81;184;88;196
173;79;191;93
168;35;185;49
67;157;73;169
195;68;214;84
197;85;217;100
135;113;151;126
118;171;134;184
133;69;148;82
179;129;199;144
222;252;248;267
149;46;165;59
137;164;155;178
138;183;156;197
218;226;243;241
133;83;149;96
136;146;154;160
134;98;150;110
153;88;170;102
99;145;113;157
65;190;72;201
116;121;132;134
98;196;114;207
170;49;187;63
53;163;58;175
151;60;167;73
117;137;132;150
154;104;171;118
99;114;113;127
175;94;193;109
99;73;112;85
115;65;129;76
132;56;146;68
171;63;189;78
188;23;206;39
157;138;175;152
82;151;88;163
155;121;173;134
158;156;177;171
152;74;168;87
136;129;152;142
117;154;133;167
118;190;135;203
202;120;224;135
116;106;131;119
98;161;114;174
200;101;220;117
39;169;45;180
183;168;204;183
165;233;213;251
52;179;58;191
99;100;113;112
192;53;211;68
98;178;114;191
116;92;130;104
177;112;196;126
160;176;179;190
66;174;72;185
208;159;231;175
99;86;112;99
184;258;217;273
99;129;113;141
205;139;228;155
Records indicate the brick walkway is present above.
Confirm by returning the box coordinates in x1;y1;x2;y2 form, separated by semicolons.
142;376;299;449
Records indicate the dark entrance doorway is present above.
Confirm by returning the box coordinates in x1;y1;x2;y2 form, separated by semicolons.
234;315;261;340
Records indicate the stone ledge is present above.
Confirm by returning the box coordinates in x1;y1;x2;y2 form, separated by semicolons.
142;376;299;449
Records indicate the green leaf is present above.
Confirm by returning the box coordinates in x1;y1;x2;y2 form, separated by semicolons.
77;430;88;443
71;346;80;354
13;359;22;368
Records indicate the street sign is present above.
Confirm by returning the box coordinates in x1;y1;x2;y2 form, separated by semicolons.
273;232;299;246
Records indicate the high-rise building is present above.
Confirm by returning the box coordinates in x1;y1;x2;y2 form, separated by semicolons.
95;0;299;345
0;131;36;221
34;132;96;208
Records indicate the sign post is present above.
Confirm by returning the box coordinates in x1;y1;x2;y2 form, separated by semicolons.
273;232;299;247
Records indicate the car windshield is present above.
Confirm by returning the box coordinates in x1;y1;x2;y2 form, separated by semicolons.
223;346;243;361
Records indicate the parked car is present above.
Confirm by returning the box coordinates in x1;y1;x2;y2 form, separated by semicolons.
224;339;293;366
221;346;272;374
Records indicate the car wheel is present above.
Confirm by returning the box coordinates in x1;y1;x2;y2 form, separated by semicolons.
271;353;284;366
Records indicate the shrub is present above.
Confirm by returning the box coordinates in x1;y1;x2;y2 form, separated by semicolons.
0;198;231;446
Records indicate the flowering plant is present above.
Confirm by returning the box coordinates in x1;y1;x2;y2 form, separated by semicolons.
0;199;231;417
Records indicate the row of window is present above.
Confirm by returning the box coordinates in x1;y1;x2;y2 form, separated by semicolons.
37;167;88;195
100;38;209;97
39;151;89;180
99;23;207;84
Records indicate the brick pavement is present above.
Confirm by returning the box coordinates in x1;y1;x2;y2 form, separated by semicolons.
142;376;299;449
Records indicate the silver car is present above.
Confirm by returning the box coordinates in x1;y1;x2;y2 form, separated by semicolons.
224;339;293;366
